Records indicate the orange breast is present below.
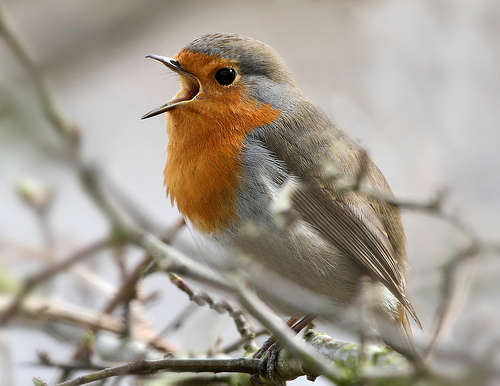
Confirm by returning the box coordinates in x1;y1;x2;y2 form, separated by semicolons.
164;68;280;234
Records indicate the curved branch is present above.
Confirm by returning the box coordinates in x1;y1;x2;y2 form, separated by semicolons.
49;357;260;386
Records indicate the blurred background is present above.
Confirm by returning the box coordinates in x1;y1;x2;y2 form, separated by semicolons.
1;0;499;384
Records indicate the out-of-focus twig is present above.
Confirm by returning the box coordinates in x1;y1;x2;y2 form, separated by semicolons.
424;239;480;358
0;295;123;334
54;220;183;381
222;329;268;354
158;303;199;337
64;219;188;375
0;239;110;326
366;186;482;357
37;351;104;372
104;176;173;234
66;254;171;371
0;5;78;147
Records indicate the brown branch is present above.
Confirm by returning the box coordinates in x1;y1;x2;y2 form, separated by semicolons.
367;187;483;358
37;351;105;372
35;331;429;386
138;231;233;291
66;255;171;370
46;357;260;386
364;188;446;213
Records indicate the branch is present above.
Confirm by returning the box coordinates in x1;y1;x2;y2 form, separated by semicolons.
169;274;257;353
34;331;426;386
66;247;180;365
42;357;261;386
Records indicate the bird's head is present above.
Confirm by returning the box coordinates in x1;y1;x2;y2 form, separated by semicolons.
142;33;297;121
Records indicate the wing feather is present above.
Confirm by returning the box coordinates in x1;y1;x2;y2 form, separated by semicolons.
291;185;421;328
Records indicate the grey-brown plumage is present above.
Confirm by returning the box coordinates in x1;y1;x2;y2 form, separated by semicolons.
241;96;421;334
143;33;421;355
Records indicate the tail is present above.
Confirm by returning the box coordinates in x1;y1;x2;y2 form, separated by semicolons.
377;303;423;367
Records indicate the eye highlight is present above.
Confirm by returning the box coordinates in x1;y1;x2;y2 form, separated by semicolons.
215;68;237;86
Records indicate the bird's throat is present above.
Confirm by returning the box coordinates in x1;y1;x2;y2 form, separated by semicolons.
163;97;280;234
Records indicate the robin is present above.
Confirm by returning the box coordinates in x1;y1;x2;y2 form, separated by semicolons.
142;33;421;382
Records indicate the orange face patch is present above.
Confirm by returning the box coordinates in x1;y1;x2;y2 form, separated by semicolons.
163;50;281;234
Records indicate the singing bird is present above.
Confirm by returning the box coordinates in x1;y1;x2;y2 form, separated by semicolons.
143;32;420;379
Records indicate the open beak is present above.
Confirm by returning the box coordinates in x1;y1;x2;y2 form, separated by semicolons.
141;55;200;119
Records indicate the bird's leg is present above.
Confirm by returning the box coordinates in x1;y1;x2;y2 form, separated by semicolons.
252;315;316;385
290;314;317;333
253;318;298;360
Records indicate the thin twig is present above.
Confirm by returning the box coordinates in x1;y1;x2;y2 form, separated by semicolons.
169;274;257;353
137;232;233;292
365;185;483;358
359;178;483;358
59;214;190;380
36;351;105;372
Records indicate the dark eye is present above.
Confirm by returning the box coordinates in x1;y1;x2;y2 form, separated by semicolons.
215;68;236;85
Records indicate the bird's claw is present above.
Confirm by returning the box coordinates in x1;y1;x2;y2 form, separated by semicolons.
264;342;285;385
251;342;285;385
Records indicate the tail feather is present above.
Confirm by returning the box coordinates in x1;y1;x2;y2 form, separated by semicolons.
377;303;422;365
